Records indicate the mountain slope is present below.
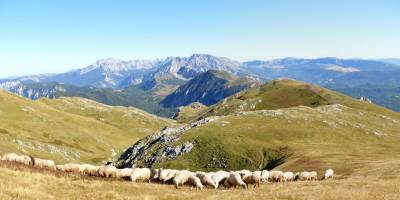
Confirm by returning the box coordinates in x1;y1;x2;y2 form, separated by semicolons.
0;90;174;164
1;82;175;117
161;70;260;108
115;79;400;174
192;79;399;121
334;84;400;111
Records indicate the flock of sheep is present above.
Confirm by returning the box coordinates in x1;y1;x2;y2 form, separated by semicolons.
0;153;335;190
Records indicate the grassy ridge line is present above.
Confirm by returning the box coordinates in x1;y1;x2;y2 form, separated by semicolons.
0;90;174;164
190;79;400;122
39;97;174;136
1;160;399;200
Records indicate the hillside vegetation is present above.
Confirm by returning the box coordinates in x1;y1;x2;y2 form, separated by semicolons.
0;90;174;164
116;79;400;176
191;79;399;122
173;102;209;123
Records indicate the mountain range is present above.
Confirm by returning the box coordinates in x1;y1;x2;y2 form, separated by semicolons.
1;54;400;115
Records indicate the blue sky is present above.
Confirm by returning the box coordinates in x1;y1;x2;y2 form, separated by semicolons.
0;0;399;77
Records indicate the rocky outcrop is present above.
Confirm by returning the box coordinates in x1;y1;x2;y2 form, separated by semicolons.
114;117;219;168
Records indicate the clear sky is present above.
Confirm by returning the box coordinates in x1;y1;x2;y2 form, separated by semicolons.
0;0;399;78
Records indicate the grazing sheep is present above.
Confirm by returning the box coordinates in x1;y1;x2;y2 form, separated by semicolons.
12;155;34;166
282;172;294;182
296;172;311;181
323;169;334;180
158;169;171;182
243;171;261;188
261;170;270;182
78;164;94;175
33;158;56;170
98;165;117;178
84;165;100;176
163;169;179;183
269;171;284;182
173;170;192;189
196;172;217;189
63;163;81;173
150;168;160;182
188;175;204;190
130;168;152;182
236;170;252;179
211;171;230;188
56;165;65;171
117;168;133;179
223;172;247;189
310;171;318;181
1;153;19;162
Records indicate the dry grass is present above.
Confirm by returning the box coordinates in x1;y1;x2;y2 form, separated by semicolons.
1;161;400;200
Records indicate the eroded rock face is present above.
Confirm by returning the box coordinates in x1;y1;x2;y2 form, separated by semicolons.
114;117;219;168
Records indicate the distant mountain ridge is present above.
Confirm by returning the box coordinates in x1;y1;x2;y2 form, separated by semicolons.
161;70;260;108
3;54;399;91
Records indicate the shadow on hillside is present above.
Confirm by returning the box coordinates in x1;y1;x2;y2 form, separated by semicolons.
261;146;293;170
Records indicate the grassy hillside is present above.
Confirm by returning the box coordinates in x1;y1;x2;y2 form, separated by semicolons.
116;79;400;176
39;97;173;136
173;102;209;123
0;90;174;164
191;79;399;122
1;160;400;200
150;105;400;173
6;82;176;117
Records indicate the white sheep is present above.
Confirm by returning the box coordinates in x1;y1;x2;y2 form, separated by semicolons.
211;171;230;188
162;169;179;183
33;158;56;170
1;153;20;163
173;170;192;189
173;170;203;190
295;171;311;181
18;155;34;166
310;171;318;180
1;153;17;161
98;165;117;178
261;170;270;182
323;169;334;180
158;169;171;182
78;164;94;175
282;172;294;182
236;170;252;178
56;164;65;172
117;168;133;179
223;172;247;189
130;168;152;182
243;171;261;188
188;174;204;190
196;172;217;189
269;170;284;182
86;165;101;176
63;163;81;173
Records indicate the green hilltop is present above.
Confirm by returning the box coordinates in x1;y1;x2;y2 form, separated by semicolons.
188;78;399;122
